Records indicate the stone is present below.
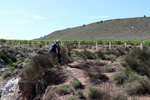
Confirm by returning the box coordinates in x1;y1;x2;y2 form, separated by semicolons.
17;63;23;69
0;60;5;65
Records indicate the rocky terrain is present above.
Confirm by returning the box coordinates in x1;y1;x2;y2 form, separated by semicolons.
1;45;150;100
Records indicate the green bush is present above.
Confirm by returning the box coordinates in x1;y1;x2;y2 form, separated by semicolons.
79;49;96;60
72;80;83;89
113;68;143;85
125;48;150;78
116;47;126;56
116;56;124;62
88;88;110;100
103;54;117;62
68;96;79;100
113;94;127;100
125;78;150;95
105;67;115;73
75;91;84;99
56;85;71;95
0;49;17;64
113;72;127;85
95;50;105;60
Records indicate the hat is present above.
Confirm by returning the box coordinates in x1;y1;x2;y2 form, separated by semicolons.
56;40;61;43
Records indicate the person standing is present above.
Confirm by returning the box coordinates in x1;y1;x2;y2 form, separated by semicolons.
49;40;63;65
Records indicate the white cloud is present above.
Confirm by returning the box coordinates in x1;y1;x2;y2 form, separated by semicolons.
89;16;109;19
16;21;23;24
32;15;45;20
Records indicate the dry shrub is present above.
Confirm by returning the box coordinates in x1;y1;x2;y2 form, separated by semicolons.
88;88;111;100
60;46;73;64
0;49;17;64
56;85;71;96
19;53;66;99
85;65;108;84
125;78;150;95
95;50;105;60
77;49;96;61
113;94;127;100
125;48;150;78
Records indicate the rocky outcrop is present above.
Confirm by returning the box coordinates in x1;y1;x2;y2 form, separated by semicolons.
0;77;21;100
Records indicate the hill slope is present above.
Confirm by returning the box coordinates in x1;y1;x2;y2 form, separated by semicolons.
41;17;150;40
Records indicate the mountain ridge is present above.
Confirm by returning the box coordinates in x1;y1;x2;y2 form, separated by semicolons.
40;17;150;40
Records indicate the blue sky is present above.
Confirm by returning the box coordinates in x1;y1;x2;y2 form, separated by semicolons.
0;0;150;40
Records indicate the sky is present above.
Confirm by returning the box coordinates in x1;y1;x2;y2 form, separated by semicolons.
0;0;150;40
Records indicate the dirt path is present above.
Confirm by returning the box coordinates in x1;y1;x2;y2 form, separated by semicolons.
44;61;150;100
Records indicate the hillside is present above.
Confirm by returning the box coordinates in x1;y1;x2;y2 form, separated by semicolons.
41;17;150;40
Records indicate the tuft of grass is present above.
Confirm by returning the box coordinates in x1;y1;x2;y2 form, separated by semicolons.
113;94;127;100
75;91;84;99
72;80;83;89
88;88;111;100
68;96;79;100
3;71;12;79
105;67;115;73
113;72;127;85
47;92;55;100
116;56;124;62
56;85;71;95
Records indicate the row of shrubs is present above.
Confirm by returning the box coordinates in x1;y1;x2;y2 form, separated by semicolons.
113;47;150;95
73;47;127;62
113;67;150;95
47;80;127;100
2;39;150;46
116;47;150;95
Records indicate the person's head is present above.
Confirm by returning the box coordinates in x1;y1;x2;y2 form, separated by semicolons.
55;40;61;45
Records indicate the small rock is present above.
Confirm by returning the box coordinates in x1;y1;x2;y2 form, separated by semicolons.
0;60;5;65
17;63;23;69
0;68;6;73
16;54;21;58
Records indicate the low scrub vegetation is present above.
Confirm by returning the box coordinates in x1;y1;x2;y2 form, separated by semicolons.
105;67;115;73
3;71;12;79
72;80;83;89
88;88;111;100
19;53;66;99
125;78;150;95
75;91;84;99
0;49;17;64
85;65;108;84
77;49;96;61
125;48;150;78
56;85;71;95
113;94;127;100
